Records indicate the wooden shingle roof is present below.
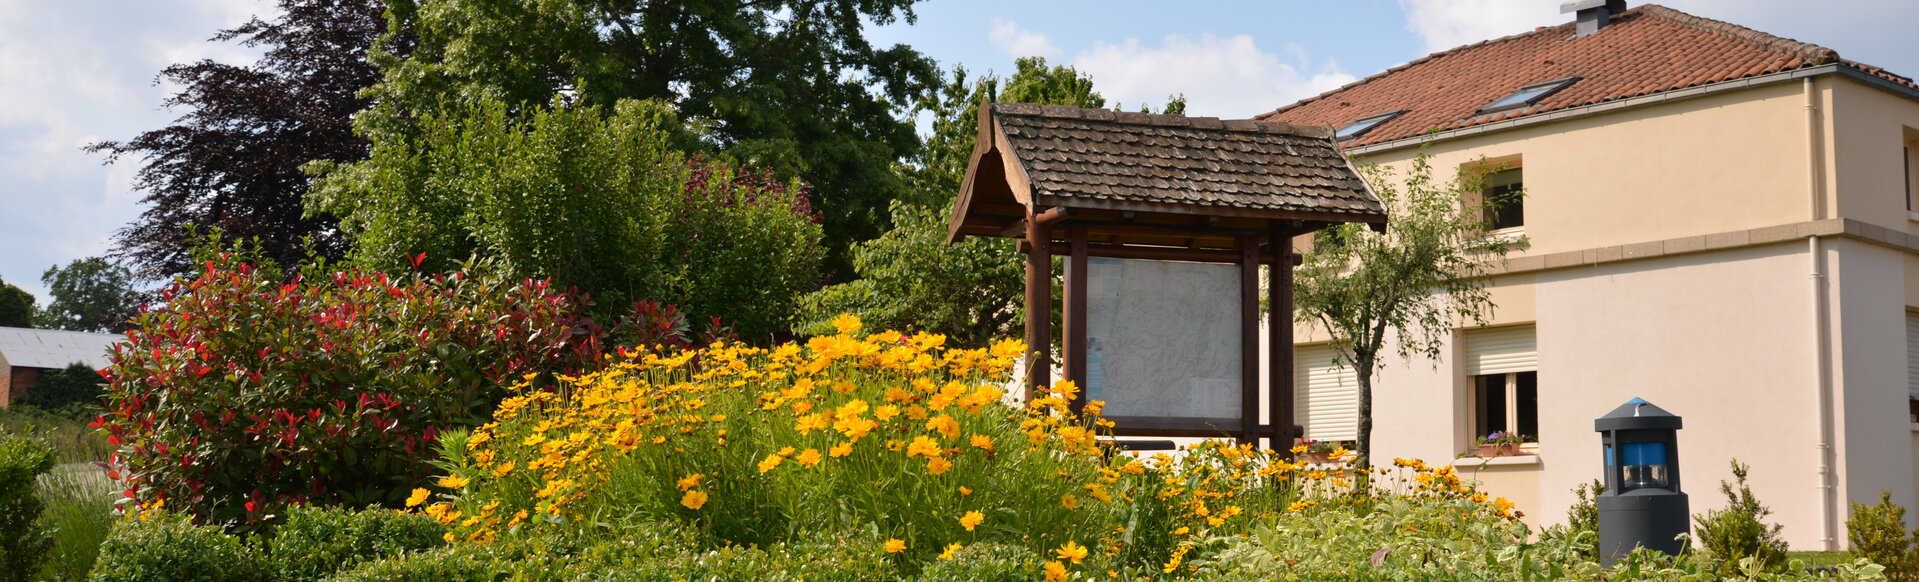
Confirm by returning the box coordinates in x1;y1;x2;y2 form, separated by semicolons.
950;103;1385;246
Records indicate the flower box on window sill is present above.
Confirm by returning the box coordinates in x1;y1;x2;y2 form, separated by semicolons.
1476;443;1524;457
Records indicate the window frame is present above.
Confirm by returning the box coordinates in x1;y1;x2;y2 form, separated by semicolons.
1478;77;1581;115
1470;370;1540;451
1335;110;1408;141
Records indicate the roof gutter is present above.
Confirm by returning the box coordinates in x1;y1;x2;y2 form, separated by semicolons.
1344;63;1919;156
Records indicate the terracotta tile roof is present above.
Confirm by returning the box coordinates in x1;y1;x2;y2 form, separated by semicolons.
1257;4;1916;147
991;103;1384;218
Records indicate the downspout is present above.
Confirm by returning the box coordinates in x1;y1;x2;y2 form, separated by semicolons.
1805;76;1839;551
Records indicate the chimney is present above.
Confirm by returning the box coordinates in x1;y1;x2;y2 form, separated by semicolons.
1560;0;1627;38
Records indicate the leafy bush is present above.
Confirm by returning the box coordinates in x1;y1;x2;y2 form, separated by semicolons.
19;363;109;420
268;505;446;581
1694;459;1790;575
0;433;56;582
1850;490;1917;580
88;510;263;582
314;97;824;340
320;533;580;582
96;255;601;528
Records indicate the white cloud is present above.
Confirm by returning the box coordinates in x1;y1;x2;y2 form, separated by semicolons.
1071;34;1355;119
1397;0;1563;53
989;18;1061;60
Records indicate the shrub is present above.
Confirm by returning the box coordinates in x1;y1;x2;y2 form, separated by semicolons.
1850;490;1918;580
19;363;109;421
320;533;578;582
96;255;600;529
88;510;263;582
0;433;56;582
915;542;1042;582
1694;459;1789;575
268;505;446;581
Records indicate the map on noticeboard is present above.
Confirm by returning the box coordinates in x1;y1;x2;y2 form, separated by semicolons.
1083;257;1242;420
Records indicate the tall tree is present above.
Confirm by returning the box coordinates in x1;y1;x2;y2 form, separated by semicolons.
0;276;33;328
309;0;940;277
800;58;1183;346
1292;154;1524;467
88;0;402;280
35;257;140;334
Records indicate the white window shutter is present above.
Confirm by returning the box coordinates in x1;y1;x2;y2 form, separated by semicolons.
1906;311;1919;398
1464;325;1537;376
1294;344;1359;442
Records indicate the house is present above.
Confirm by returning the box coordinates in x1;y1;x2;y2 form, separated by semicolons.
1257;1;1919;550
0;326;121;406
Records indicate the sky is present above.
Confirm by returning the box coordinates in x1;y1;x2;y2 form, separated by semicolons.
1;0;1913;303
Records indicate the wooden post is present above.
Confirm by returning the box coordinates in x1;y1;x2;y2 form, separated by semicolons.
1024;216;1053;399
1239;234;1261;445
1065;226;1089;409
1269;225;1296;456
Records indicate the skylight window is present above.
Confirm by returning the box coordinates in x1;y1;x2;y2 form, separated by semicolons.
1478;77;1580;114
1335;110;1407;140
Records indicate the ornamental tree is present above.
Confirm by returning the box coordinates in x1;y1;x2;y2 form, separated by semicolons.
1293;154;1523;467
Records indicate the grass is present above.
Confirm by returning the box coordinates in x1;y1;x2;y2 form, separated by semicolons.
1;405;118;581
1788;550;1860;568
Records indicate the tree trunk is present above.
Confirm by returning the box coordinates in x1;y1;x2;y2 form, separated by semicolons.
1355;359;1375;470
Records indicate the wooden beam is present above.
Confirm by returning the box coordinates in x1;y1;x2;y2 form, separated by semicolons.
1065;226;1089;407
1239;234;1261;445
1269;225;1297;457
1034;195;1386;226
1024;218;1053;399
1000;207;1074;238
1046;242;1302;265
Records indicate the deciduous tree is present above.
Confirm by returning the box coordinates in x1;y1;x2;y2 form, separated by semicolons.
0;276;32;328
88;0;403;280
1293;154;1523;467
35;257;139;333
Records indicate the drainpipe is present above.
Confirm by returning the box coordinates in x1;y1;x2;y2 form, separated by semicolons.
1805;76;1838;551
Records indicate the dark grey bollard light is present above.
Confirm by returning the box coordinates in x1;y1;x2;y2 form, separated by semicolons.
1595;397;1689;566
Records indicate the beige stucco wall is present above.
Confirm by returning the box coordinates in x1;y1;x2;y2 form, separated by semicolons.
1827;238;1919;522
1827;78;1919;234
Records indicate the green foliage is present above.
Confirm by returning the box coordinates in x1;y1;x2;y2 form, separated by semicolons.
97;254;600;529
585;538;895;582
1849;491;1917;580
1293;153;1525;465
34;464;117;582
338;0;940;277
312;97;823;339
268;505;446;582
319;533;579;582
0;433;57;582
35;258;139;333
0;406;114;464
0;274;33;328
87;511;263;582
19;363;109;420
1694;459;1790;575
915;542;1042;582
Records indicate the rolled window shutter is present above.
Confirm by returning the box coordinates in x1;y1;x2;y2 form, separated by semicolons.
1906;311;1919;398
1294;344;1359;442
1464;325;1537;376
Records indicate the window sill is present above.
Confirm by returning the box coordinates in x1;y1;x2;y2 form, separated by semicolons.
1908;212;1919;223
1909;422;1919;432
1457;454;1540;467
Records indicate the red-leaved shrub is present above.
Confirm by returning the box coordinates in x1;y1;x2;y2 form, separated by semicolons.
96;255;600;528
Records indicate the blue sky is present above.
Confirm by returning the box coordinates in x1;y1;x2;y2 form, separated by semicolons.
1;0;1913;302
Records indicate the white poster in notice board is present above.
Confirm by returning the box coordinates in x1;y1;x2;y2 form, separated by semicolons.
1084;257;1241;420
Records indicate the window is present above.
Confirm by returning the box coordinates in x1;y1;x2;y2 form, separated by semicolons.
1479;77;1580;114
1904;127;1918;213
1294;344;1359;442
1464;325;1537;447
1907;311;1919;422
1335;110;1406;141
1481;168;1524;231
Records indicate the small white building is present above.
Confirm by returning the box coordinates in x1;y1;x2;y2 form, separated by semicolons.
0;326;121;406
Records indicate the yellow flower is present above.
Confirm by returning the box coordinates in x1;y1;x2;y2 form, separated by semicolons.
796;448;823;467
874;404;901;421
939;542;963;560
906;435;943;458
927;457;953;475
959;510;984;532
677;473;704;491
927;415;960;439
758;453;785;473
884;538;907;553
1044;560;1069;582
959;486;973;496
681;489;709;510
829;441;853;457
404;488;430;507
1056;541;1089;564
1061;494;1079;509
832;313;863;334
438;475;469;489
